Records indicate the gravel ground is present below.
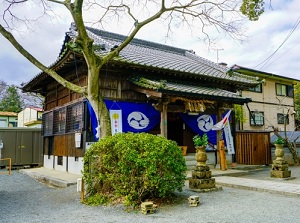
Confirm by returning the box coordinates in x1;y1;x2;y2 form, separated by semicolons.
1;168;300;223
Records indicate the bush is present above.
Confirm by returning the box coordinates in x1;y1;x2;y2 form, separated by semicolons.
83;132;187;208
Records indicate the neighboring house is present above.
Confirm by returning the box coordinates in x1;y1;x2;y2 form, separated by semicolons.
18;107;43;128
22;23;260;174
232;65;299;132
0;111;18;127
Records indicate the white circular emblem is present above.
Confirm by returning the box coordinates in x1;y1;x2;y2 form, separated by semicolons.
197;115;213;132
127;112;149;129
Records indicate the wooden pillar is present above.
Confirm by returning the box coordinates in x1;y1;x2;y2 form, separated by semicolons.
219;140;227;170
216;107;223;149
160;103;168;138
231;109;236;164
216;107;225;170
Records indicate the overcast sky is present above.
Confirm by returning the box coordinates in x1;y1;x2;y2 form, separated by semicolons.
1;0;300;86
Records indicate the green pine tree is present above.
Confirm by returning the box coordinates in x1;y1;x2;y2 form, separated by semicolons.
0;85;23;113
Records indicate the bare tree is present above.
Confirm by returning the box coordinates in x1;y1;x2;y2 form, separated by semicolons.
0;0;264;138
272;97;300;165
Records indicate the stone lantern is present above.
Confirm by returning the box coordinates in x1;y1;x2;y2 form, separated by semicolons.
270;138;291;178
189;134;220;192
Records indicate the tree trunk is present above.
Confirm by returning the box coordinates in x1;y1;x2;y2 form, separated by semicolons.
287;143;300;165
87;65;112;139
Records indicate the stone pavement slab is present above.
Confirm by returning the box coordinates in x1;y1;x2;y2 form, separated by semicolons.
215;176;300;197
19;167;82;188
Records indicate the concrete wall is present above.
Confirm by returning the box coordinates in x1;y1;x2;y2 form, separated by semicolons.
43;155;83;175
67;157;84;175
242;78;295;132
44;155;54;169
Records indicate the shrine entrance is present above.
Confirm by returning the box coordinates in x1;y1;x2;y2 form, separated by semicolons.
167;112;197;154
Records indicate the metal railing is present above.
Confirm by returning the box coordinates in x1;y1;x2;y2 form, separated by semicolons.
0;158;12;175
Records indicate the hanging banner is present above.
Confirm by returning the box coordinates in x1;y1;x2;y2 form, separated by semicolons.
105;100;160;133
87;101;100;141
180;113;217;145
211;110;235;154
110;110;122;135
224;121;235;154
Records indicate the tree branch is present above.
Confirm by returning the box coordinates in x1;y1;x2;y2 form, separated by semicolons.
0;24;86;95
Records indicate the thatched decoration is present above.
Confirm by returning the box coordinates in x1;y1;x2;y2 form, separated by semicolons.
186;100;206;112
169;97;214;112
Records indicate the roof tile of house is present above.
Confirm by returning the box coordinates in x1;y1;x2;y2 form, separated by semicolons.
0;111;18;117
23;23;259;97
129;76;251;103
69;25;259;85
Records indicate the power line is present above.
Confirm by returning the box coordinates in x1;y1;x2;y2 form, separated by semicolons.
264;38;300;67
254;16;300;70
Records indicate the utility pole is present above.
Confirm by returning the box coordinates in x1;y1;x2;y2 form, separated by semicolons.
213;48;224;63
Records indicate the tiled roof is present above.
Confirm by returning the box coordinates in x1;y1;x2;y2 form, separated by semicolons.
82;26;258;85
23;23;259;94
232;64;300;83
271;132;300;144
129;77;251;104
0;111;18;117
27;107;43;112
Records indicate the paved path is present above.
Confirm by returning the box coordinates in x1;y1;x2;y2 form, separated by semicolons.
19;167;81;188
215;176;300;197
19;166;300;198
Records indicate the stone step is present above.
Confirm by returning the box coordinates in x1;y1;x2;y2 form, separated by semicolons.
184;154;196;161
185;154;216;170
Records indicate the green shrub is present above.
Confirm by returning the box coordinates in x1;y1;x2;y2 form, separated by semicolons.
83;132;187;208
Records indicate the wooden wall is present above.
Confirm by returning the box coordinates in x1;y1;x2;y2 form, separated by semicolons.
45;65;146;112
43;64;148;158
44;134;84;157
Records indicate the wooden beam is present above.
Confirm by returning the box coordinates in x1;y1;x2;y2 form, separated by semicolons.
131;86;162;98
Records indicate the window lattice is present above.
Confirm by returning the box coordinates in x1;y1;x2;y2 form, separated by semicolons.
42;101;85;136
277;113;289;125
43;112;53;136
250;111;264;126
53;108;66;134
66;102;84;133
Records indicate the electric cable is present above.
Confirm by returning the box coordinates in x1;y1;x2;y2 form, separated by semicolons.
254;16;300;70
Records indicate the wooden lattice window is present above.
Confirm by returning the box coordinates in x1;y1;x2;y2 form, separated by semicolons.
66;102;84;133
42;101;85;136
43;112;53;136
53;108;66;134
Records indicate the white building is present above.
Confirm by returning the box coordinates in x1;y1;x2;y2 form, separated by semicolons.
18;107;43;128
0;111;18;127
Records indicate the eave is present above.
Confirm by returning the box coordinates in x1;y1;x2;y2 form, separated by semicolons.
232;65;300;84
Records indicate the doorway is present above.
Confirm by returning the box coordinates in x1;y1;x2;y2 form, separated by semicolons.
167;113;183;145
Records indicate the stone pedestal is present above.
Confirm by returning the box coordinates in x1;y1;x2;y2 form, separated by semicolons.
270;169;291;178
141;202;154;214
188;195;200;207
189;146;221;192
270;144;291;178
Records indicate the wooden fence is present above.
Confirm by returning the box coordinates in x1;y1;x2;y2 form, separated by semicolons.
235;131;271;165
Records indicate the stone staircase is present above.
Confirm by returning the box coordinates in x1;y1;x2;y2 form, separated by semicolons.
184;154;197;170
184;153;216;170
